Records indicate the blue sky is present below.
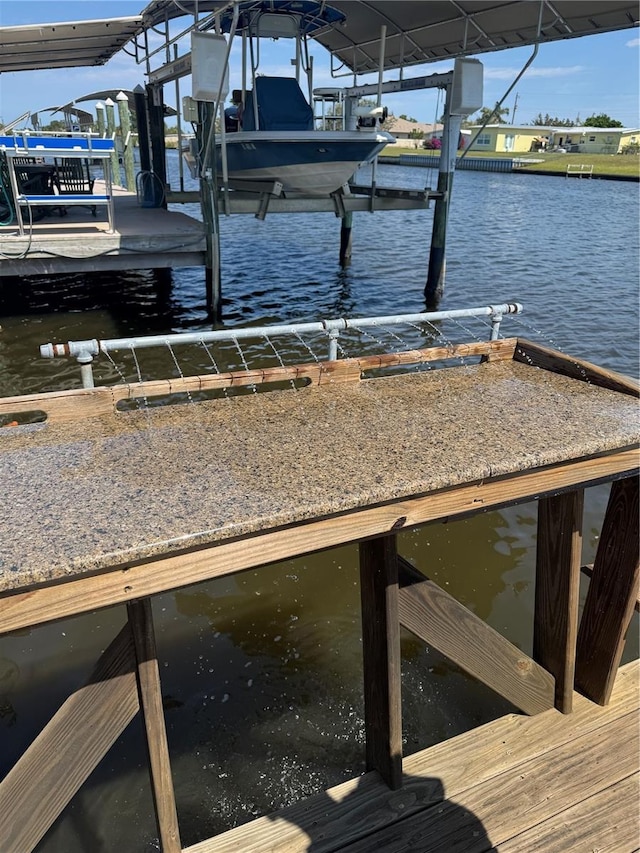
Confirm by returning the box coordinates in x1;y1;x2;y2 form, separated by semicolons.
1;1;639;129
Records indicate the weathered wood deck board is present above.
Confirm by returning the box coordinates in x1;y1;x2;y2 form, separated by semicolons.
184;660;638;853
492;774;639;852
337;712;639;852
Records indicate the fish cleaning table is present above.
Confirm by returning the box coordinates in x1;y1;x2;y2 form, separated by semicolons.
0;337;638;852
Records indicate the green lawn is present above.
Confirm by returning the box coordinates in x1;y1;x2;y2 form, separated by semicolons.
381;146;640;179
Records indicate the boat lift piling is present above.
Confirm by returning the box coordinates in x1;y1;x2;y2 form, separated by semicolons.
133;84;155;207
342;59;482;306
339;210;353;266
116;92;136;192
95;101;106;137
198;99;223;320
147;84;168;208
425;59;483;308
104;99;122;187
425;89;460;309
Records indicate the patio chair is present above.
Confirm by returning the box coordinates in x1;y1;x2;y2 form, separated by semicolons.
53;158;96;215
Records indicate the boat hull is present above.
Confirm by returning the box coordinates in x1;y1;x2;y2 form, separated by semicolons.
216;130;394;195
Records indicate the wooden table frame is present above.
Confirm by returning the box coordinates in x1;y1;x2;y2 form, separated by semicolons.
0;338;638;852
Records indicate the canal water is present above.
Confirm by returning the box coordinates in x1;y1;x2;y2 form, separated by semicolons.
1;157;638;851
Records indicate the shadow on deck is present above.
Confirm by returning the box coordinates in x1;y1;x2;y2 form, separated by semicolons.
185;660;638;852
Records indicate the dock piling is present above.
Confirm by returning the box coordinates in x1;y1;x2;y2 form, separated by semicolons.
425;97;461;309
95;101;106;138
147;84;168;208
116;91;136;192
104;98;122;187
133;85;155;207
198;100;222;320
339;211;353;266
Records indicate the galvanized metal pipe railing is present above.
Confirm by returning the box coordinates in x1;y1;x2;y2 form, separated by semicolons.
40;302;523;388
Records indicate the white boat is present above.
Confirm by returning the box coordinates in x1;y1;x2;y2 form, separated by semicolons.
187;0;395;196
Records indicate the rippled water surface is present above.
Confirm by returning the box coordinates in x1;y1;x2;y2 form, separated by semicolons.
1;156;638;851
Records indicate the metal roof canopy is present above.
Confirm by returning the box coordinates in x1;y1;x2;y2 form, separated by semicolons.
139;0;639;75
0;17;144;73
318;1;640;74
0;2;637;76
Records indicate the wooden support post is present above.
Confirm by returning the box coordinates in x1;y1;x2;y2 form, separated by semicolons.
147;83;168;209
359;535;402;790
128;599;182;853
133;84;154;207
339;211;353;266
575;476;639;705
533;490;584;713
104;98;122;187
116;90;136;193
424;170;450;309
95;101;106;137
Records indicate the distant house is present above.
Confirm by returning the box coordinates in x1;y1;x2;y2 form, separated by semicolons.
466;124;554;154
619;129;640;151
385;116;441;146
466;123;640;154
546;126;640;154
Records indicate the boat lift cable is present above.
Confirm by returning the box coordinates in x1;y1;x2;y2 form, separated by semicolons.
460;1;544;160
200;2;239;215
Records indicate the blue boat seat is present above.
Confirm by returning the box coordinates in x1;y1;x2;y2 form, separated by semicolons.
242;77;313;131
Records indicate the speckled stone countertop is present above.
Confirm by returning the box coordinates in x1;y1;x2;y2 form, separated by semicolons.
1;359;638;593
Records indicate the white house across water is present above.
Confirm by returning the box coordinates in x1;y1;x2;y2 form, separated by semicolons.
466;123;640;154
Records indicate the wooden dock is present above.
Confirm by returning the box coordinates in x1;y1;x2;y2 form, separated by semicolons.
0;184;206;277
187;659;639;852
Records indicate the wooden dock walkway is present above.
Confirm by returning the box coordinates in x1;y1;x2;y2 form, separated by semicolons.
187;659;639;852
0;184;206;277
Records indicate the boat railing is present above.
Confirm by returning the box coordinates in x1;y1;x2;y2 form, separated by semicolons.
40;302;523;389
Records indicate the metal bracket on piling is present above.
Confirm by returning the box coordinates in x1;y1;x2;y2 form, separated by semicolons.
330;189;346;219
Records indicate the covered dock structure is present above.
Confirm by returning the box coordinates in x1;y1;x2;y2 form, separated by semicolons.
0;1;638;315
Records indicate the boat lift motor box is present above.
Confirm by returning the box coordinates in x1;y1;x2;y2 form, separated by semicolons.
450;58;483;116
191;31;229;103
